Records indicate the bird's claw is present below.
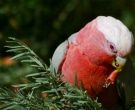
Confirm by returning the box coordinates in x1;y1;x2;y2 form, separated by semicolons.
103;79;113;88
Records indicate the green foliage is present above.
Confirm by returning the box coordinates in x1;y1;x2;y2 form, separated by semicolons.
0;37;103;110
0;64;33;85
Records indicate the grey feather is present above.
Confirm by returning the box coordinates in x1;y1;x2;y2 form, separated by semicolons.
51;33;77;72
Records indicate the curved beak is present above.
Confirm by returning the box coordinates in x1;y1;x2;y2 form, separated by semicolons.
112;56;127;71
104;56;126;88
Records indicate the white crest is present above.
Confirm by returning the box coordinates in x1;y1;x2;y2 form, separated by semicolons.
96;16;134;56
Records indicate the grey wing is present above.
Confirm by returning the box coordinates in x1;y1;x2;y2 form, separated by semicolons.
51;40;68;72
51;33;78;73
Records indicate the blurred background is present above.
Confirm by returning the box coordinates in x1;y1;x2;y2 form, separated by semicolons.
0;0;135;105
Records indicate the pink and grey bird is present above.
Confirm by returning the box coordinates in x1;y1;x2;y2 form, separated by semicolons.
52;16;134;110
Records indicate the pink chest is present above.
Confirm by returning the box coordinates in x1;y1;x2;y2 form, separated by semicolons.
61;45;114;96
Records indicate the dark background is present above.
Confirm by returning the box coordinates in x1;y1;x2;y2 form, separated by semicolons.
0;0;135;105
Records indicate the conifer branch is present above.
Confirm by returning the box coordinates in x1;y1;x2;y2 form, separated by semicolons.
0;37;104;110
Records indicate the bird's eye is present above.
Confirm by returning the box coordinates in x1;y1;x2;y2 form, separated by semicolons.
108;42;117;53
110;44;114;50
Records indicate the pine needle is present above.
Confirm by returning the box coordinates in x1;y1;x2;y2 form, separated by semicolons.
0;37;104;110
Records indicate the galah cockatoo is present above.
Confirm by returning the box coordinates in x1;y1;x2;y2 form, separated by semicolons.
52;16;134;110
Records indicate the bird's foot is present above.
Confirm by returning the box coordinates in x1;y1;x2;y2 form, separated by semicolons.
103;79;112;88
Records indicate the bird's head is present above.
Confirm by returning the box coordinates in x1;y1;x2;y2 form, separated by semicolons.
96;16;134;85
